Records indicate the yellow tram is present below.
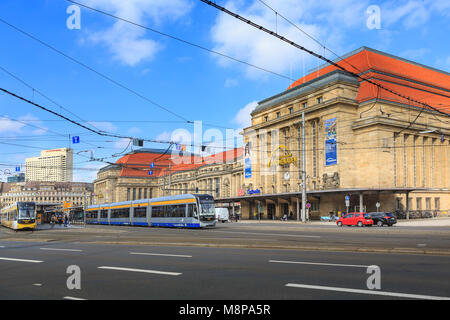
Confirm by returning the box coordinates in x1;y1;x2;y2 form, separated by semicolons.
0;202;37;231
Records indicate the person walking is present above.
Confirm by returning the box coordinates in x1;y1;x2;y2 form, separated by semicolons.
50;214;56;229
64;213;68;227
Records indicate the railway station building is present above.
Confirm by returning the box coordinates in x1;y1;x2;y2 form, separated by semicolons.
215;47;449;220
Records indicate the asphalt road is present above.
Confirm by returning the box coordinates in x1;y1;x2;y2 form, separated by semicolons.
0;222;449;300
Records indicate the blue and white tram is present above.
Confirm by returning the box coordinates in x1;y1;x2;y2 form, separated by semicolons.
85;194;216;228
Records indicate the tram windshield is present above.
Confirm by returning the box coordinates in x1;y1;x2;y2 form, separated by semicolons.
18;203;35;219
197;195;215;216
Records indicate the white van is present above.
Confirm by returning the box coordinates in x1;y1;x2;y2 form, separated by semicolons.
215;207;229;223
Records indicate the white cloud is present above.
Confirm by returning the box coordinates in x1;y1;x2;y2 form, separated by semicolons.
233;101;258;129
225;78;239;88
0;116;25;133
84;0;193;66
209;0;370;79
0;114;48;135
87;121;117;133
155;131;173;142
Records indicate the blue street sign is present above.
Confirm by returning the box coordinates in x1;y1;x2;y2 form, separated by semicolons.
72;136;80;144
148;171;153;175
15;166;20;172
150;162;155;169
345;195;350;201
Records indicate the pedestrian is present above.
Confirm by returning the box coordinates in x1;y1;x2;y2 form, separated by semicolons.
50;214;56;228
64;213;68;227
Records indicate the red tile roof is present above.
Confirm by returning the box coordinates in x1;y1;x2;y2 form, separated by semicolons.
288;47;450;115
115;148;243;177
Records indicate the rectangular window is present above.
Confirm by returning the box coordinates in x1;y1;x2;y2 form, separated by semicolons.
435;197;440;210
302;102;307;108
111;208;130;219
132;188;136;200
127;188;130;201
100;209;108;219
416;198;422;210
144;188;147;199
276;112;281;118
317;96;323;104
288;106;293;114
264;115;268;122
426;198;431;210
134;206;147;218
138;188;142;199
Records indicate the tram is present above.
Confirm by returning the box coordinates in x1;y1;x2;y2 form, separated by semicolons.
0;202;37;231
85;194;216;228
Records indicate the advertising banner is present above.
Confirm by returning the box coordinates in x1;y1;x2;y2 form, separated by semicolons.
325;118;337;166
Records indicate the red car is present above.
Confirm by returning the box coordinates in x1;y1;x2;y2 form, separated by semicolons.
337;212;373;227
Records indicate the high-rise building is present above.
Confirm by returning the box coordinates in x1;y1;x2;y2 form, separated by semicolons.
25;148;73;182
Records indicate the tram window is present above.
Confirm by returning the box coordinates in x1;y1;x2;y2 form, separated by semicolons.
151;206;163;218
188;204;198;217
173;205;186;217
111;208;130;218
100;210;108;219
134;207;147;218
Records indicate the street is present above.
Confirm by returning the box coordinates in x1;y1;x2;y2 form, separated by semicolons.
1;222;449;300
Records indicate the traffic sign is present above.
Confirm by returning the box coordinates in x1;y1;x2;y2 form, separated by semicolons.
150;162;155;169
345;195;349;201
72;136;80;144
306;203;311;209
15;166;20;172
148;171;153;175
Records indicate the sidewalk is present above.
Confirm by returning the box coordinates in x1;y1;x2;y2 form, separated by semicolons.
36;223;84;230
236;217;450;227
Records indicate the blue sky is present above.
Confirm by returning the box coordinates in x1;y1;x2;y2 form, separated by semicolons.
0;0;449;182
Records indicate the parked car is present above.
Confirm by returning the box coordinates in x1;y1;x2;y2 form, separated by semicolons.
336;212;373;227
367;212;397;227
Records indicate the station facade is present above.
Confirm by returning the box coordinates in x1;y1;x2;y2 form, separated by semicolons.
216;47;449;220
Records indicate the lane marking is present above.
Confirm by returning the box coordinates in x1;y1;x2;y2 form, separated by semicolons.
270;260;369;268
32;283;42;287
0;246;5;248
130;252;192;258
285;283;450;300
63;296;87;300
0;257;43;263
98;266;181;276
40;248;83;252
214;230;321;238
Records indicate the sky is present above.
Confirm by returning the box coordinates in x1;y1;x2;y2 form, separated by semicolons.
0;0;449;182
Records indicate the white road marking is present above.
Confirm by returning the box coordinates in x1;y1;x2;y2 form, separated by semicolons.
0;257;43;263
63;296;87;300
285;283;450;300
215;230;321;238
98;266;181;276
39;248;83;252
269;260;369;268
130;252;192;258
0;246;5;248
32;283;42;287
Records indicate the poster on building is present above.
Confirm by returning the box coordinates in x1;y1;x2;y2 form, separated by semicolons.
245;157;252;178
325;117;337;166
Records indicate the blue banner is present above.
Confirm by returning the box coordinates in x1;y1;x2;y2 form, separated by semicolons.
245;157;252;178
325;118;337;166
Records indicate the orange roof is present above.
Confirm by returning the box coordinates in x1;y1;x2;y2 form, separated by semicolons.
288;47;450;115
115;148;243;178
